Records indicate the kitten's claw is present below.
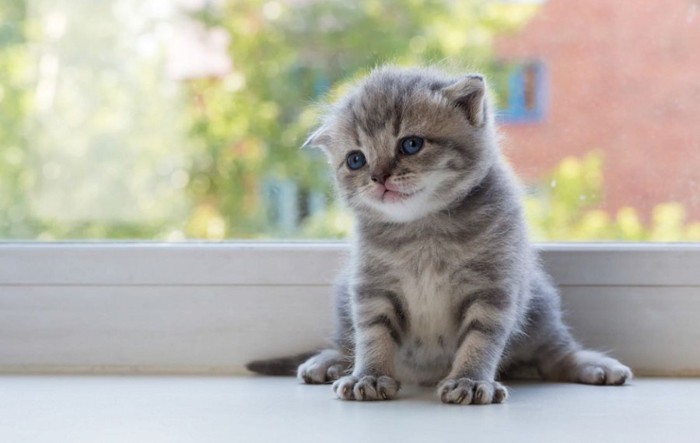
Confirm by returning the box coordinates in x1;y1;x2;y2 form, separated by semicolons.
332;375;400;401
438;378;508;405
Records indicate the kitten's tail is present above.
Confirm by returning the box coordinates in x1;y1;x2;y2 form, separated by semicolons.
245;351;317;376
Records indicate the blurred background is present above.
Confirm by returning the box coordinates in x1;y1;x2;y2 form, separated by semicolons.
1;0;699;241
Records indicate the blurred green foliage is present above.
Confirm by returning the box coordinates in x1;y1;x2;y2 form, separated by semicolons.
0;0;698;241
524;152;700;242
2;0;193;240
0;0;33;237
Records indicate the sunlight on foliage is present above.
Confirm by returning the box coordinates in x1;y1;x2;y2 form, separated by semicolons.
301;206;354;239
525;152;700;242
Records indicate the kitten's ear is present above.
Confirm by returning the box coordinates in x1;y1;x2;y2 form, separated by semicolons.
301;124;332;151
442;74;487;127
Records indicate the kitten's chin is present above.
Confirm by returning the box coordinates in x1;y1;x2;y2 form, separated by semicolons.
362;191;442;223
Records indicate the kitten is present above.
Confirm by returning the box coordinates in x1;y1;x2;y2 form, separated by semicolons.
247;66;632;404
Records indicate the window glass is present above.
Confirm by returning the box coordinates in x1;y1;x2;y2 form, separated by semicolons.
2;0;699;241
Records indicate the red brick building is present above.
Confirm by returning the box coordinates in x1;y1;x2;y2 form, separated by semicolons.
495;0;700;219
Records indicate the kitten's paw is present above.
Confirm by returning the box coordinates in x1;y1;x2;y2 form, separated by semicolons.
547;350;632;385
438;378;508;405
539;349;633;386
332;375;400;401
297;350;350;384
577;359;633;386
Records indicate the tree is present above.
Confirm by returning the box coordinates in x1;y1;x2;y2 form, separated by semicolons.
0;0;33;237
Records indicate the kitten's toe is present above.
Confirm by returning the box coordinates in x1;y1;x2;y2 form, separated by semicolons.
438;378;508;405
332;375;400;401
297;349;349;384
332;376;357;400
557;350;633;386
298;358;328;384
608;365;633;385
325;363;347;381
579;361;632;386
354;376;379;400
376;375;400;400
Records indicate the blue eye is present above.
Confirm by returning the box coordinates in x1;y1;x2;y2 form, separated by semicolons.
400;136;424;155
346;151;367;170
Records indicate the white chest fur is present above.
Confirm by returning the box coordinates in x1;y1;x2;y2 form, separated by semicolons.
393;241;458;383
399;264;453;338
394;238;457;335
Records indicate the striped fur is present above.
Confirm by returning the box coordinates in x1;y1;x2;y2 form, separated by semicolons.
248;66;632;404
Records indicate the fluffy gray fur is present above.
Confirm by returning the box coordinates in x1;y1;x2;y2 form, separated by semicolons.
247;66;632;404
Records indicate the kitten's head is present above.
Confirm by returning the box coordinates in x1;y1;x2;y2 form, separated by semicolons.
305;66;499;223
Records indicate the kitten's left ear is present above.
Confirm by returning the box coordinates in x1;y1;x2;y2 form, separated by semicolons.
442;74;487;127
301;124;332;151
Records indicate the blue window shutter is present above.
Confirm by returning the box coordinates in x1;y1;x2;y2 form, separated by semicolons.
497;60;548;124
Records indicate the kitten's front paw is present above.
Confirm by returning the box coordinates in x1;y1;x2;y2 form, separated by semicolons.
332;375;400;401
438;378;508;405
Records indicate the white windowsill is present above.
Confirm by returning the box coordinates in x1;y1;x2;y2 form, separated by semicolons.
1;375;698;443
1;242;700;375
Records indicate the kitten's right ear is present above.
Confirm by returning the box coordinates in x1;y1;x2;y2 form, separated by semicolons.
301;124;332;150
441;74;487;127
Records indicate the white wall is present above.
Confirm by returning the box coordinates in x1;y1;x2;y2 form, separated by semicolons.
1;243;699;375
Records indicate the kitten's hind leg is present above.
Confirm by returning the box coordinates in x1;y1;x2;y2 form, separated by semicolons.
524;276;632;386
538;345;633;386
298;349;351;384
528;304;633;385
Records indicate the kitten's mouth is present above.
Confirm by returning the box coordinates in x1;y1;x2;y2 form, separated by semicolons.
381;188;423;203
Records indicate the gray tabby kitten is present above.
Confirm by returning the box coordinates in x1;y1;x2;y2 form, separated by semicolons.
247;66;632;404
